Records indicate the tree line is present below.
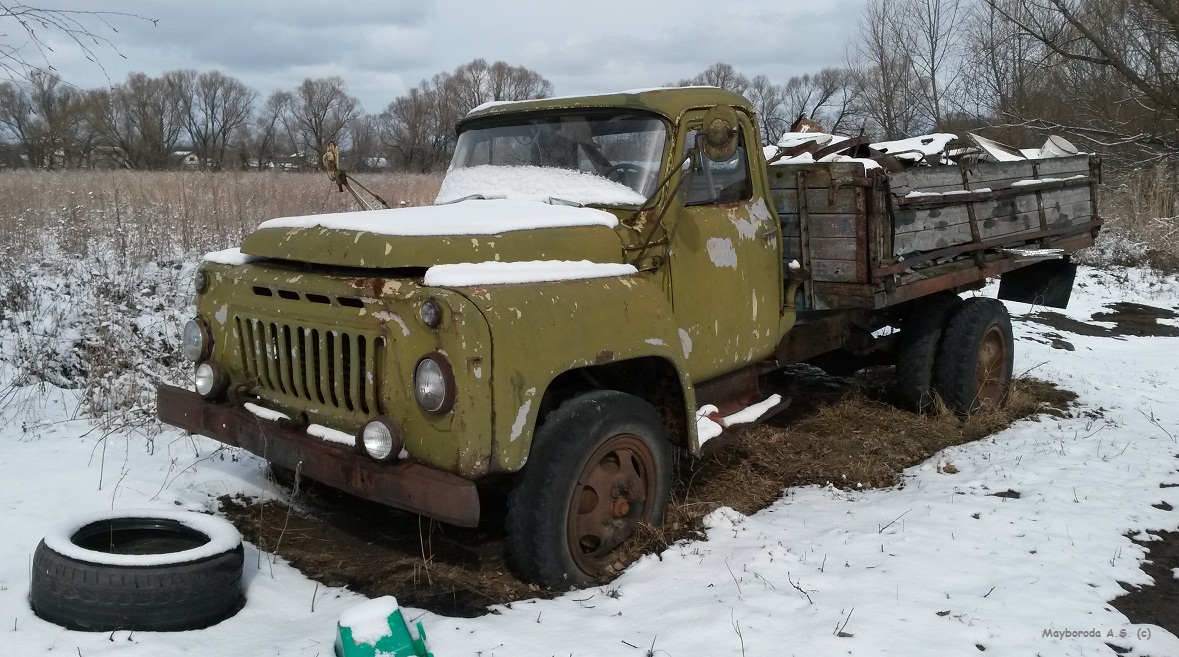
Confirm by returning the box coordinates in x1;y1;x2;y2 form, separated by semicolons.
0;58;551;172
0;0;1171;172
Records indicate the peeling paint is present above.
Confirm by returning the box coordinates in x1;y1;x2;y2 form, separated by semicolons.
678;328;693;359
474;365;482;379
750;197;773;223
385;243;392;255
645;338;665;346
373;311;411;337
734;216;757;239
509;387;536;442
382;280;402;295
471;238;479;247
752;290;758;320
214;304;228;325
705;237;738;268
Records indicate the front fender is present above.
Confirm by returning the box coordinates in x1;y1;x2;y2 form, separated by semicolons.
456;272;698;472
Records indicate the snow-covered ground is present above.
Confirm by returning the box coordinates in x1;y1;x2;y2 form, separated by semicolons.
1;266;1178;656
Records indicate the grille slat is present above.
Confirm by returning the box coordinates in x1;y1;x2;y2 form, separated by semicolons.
233;316;382;415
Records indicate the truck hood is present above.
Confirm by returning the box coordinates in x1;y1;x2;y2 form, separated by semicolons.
239;198;626;269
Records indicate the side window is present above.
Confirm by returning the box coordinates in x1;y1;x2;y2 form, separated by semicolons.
681;128;752;206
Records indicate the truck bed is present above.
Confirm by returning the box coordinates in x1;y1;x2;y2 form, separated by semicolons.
769;154;1101;312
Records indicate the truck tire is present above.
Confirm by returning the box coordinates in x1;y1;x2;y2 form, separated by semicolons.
933;298;1014;414
506;390;673;589
895;292;962;410
30;510;244;632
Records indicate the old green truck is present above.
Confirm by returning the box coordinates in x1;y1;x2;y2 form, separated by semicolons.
157;87;1100;589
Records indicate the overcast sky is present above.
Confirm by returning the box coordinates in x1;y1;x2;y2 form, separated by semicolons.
31;1;867;112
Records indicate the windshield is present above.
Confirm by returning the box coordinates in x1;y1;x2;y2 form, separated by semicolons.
436;111;668;206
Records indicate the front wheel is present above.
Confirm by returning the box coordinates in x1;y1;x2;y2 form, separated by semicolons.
506;390;672;589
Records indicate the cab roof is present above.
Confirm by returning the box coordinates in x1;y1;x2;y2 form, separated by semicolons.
458;86;753;129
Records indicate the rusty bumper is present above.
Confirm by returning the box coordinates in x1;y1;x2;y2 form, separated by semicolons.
156;385;480;527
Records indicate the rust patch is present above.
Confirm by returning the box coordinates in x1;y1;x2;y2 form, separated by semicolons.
351;277;384;297
595;350;615;364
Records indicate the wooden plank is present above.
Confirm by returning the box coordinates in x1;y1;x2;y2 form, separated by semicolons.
784;236;858;261
772;187;861;215
812;282;877;311
768;162;867;188
889;167;966;196
778;213;859;239
888;156;1091;196
894;223;974;254
811;259;860;283
893;204;972;235
894;187;1091;235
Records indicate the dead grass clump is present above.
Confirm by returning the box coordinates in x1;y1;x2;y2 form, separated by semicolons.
1080;166;1179;272
0;170;444;265
630;372;1078;559
219;493;545;618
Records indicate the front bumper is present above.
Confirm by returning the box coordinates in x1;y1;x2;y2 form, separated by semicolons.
156;385;481;527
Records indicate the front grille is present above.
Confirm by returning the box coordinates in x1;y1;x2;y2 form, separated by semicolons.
233;316;385;414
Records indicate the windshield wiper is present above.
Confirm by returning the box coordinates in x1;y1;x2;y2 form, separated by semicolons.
545;197;584;207
438;194;496;205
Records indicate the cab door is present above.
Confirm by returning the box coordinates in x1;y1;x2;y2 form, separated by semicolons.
667;107;782;381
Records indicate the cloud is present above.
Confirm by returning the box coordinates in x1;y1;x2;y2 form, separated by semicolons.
10;0;868;115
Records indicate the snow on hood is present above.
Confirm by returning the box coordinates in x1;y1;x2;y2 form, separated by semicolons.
423;260;637;287
435;165;646;206
257;198;620;236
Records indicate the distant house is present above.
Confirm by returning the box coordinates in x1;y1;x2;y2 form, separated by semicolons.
167;150;200;170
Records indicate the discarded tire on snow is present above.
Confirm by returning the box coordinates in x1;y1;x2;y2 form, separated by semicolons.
30;509;244;632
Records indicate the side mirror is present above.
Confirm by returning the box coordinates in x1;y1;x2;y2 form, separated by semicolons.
701;105;739;161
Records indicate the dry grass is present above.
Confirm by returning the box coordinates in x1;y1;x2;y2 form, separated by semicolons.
219;366;1079;614
0;170;442;423
630;368;1078;558
0;170;443;267
1081;166;1179;271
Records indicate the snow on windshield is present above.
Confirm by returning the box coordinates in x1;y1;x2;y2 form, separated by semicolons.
435;165;646;206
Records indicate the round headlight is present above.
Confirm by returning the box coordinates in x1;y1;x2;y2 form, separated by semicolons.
420;299;442;328
194;361;226;398
194;270;210;294
182;318;211;362
414;355;454;414
358;418;404;462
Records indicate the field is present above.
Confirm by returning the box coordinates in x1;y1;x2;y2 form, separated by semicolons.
0;171;1177;655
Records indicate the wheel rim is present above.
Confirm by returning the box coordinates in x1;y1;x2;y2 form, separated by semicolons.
975;324;1010;410
567;433;657;577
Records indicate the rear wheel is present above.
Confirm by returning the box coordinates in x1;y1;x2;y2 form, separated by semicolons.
895;292;963;410
506;390;672;589
934;298;1014;414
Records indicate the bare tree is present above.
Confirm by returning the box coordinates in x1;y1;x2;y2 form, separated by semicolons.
380;59;552;172
898;0;967;129
380;86;436;171
979;0;1179;159
0;70;87;167
849;0;926;139
0;7;155;81
746;75;788;144
171;69;256;170
282;76;360;167
676;62;750;95
89;72;185;169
